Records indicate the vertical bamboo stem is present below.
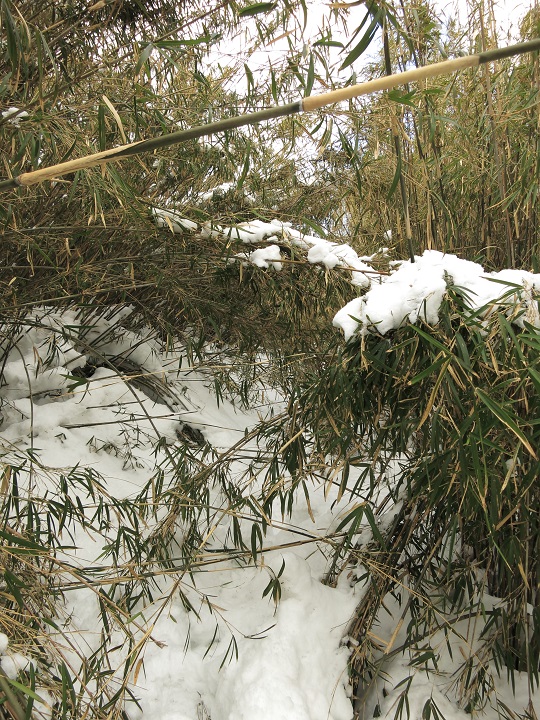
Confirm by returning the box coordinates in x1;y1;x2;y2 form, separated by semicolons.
383;23;415;263
479;3;515;265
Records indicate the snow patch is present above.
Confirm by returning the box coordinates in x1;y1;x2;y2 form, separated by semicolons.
334;250;540;339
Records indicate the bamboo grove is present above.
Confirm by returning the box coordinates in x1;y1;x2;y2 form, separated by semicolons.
1;1;540;719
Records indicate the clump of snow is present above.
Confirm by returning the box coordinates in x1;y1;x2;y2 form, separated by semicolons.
305;238;375;287
0;652;33;679
145;230;535;341
199;182;235;201
211;553;354;720
152;208;198;233
334;250;540;340
1;107;29;126
216;218;282;244
0;632;38;693
33;688;55;720
153;205;534;332
0;632;52;718
233;244;283;270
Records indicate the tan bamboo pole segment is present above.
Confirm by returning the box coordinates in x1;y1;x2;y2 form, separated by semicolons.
302;55;476;111
1;38;540;193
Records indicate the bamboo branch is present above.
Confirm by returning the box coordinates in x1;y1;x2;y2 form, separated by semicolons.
1;39;539;193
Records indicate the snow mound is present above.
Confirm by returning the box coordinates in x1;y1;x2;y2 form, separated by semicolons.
234;243;283;270
0;309;359;720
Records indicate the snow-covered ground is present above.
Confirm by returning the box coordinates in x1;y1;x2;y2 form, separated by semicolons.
0;306;359;720
0;233;539;719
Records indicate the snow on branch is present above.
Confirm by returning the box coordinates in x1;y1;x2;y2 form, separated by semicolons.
153;209;540;342
152;207;379;286
334;250;540;340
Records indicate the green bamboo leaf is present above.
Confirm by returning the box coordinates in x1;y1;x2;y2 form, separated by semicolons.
237;141;251;191
238;2;276;17
363;504;386;547
5;678;45;704
3;569;25;607
0;529;44;551
409;354;446;385
251;522;263;562
475;388;537;458
244;63;254;100
313;39;344;49
270;67;278;103
298;0;308;31
219;635;238;669
387;89;417;106
410;325;453;354
134;43;154;76
340;9;382;70
0;675;24;720
527;366;540;393
302;218;327;239
454;332;472;371
497;313;526;362
12;132;33;164
305;53;315;97
193;70;209;86
387;152;402;199
155;34;221;49
521;334;540;351
0;71;12;98
262;577;274;598
97;102;106;151
66;169;82;204
36;28;59;88
1;0;20;71
410;650;437;667
335;503;364;534
60;661;77;713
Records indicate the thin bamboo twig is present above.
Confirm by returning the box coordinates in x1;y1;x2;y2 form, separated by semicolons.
0;39;539;192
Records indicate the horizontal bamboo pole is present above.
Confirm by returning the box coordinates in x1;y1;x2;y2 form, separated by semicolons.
302;55;476;110
1;38;539;193
0;103;302;191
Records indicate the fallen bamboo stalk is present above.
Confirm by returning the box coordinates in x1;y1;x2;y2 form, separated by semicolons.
1;38;539;193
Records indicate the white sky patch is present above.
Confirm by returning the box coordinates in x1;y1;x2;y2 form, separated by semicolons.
435;0;527;38
204;0;373;100
208;0;531;104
